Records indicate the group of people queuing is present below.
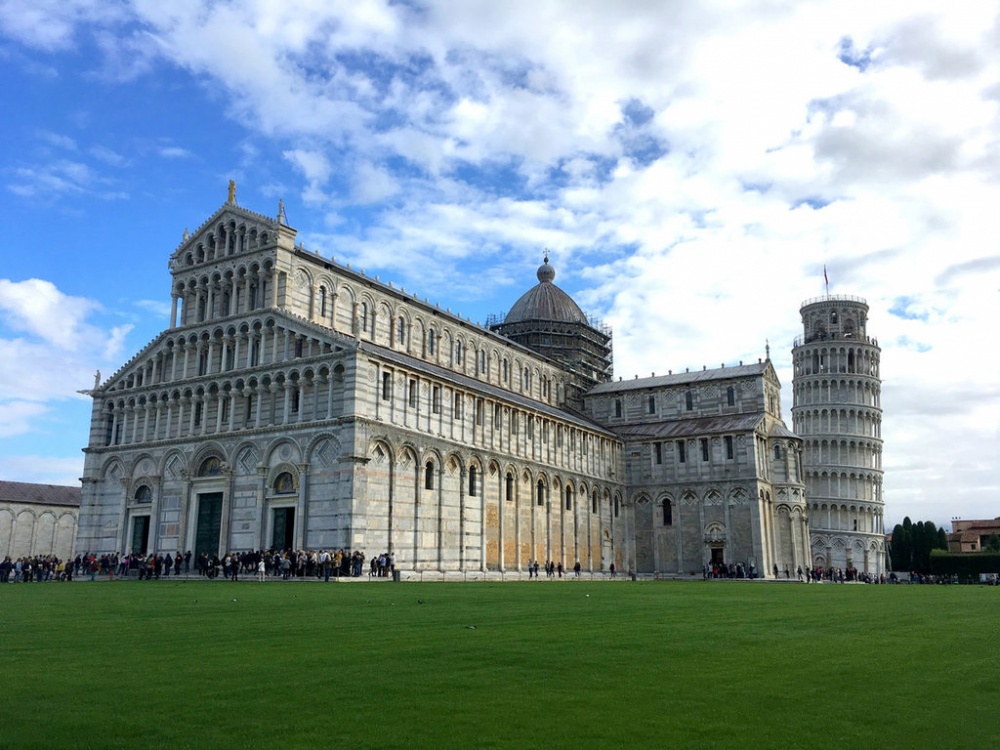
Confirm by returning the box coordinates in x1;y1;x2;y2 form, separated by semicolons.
704;562;757;579
1;549;391;583
0;555;76;583
800;566;891;583
193;548;380;581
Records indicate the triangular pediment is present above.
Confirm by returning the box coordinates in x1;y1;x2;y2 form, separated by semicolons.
763;360;782;388
168;202;296;270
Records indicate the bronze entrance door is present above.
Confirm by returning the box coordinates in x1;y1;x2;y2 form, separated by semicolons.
194;493;223;559
271;507;295;551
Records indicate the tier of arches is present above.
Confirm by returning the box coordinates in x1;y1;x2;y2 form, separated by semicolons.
0;507;77;560
100;362;346;447
806;501;884;535
173;258;279;328
365;437;625;572
805;469;884;503
371;363;618;479
793;343;879;378
107;315;345;393
175;217;273;268
792;377;881;408
802;437;883;471
792;406;882;438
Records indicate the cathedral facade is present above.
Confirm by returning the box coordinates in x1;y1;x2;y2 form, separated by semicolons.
76;189;814;578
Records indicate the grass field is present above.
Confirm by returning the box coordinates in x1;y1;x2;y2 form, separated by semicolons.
1;579;997;749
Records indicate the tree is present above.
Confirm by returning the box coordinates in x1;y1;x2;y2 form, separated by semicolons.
890;518;947;573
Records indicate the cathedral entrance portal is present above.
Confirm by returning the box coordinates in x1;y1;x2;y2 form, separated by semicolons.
131;515;150;555
194;493;223;559
710;546;724;566
271;507;295;551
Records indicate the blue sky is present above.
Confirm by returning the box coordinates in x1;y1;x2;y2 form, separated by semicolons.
1;1;998;530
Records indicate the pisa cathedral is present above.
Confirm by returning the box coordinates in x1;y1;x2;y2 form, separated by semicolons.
76;187;885;578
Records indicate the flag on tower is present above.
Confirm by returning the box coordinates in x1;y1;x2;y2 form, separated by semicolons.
824;265;829;294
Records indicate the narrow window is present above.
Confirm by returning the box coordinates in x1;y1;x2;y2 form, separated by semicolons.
455;340;463;365
615;399;622;418
506;473;514;502
701;438;709;462
677;441;686;463
685;391;693;411
360;302;368;334
475;398;484;426
655;442;662;465
427;329;436;355
537;479;545;506
397;318;406;346
469;466;478;496
727;386;735;407
648;395;655;414
725;435;734;460
382;372;392;400
663;500;672;526
291;387;299;413
502;359;509;382
432;385;441;413
565;486;573;511
453;391;462;419
408;378;417;408
319;287;327;317
425;461;434;490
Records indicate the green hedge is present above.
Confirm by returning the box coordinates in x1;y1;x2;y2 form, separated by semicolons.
929;550;1000;578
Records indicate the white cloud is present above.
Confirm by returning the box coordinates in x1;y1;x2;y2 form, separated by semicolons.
158;146;192;159
0;454;83;486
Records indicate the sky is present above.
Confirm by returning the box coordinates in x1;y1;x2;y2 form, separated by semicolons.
1;0;997;531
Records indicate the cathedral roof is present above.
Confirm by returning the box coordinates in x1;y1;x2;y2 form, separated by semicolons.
503;257;589;326
587;362;771;395
0;480;80;507
612;413;764;440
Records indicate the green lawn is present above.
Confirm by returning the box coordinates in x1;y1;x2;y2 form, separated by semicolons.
1;579;996;749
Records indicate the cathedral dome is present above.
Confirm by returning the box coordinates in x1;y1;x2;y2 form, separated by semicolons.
503;257;588;325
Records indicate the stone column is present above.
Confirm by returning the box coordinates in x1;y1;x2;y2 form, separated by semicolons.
295;463;310;550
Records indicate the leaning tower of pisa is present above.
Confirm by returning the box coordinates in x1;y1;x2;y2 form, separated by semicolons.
791;295;886;576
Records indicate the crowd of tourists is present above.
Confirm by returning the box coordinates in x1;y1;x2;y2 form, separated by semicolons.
0;555;77;582
0;549;397;583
